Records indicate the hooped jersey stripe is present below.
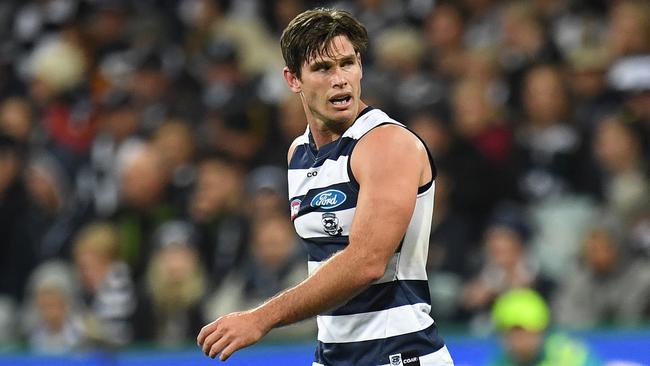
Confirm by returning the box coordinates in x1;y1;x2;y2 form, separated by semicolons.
288;107;445;365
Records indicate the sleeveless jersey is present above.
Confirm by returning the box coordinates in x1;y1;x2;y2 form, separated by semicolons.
287;107;449;366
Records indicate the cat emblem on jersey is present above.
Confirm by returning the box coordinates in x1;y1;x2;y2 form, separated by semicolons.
321;212;343;236
390;354;403;366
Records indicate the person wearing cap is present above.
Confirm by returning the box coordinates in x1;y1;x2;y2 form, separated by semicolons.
244;165;288;221
490;288;600;366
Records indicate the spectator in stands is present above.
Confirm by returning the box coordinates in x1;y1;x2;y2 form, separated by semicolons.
459;203;554;331
592;115;649;226
512;64;597;280
27;34;88;108
425;167;471;320
410;106;499;281
197;38;272;165
409;109;477;319
490;288;600;366
0;295;16;349
151;119;197;212
628;203;650;257
553;219;650;328
21;260;81;354
462;48;509;106
498;2;562;111
461;0;503;49
134;220;207;348
76;89;139;218
349;0;405;40
23;152;78;260
606;0;650;60
451;77;515;200
0;134;30;300
431;98;502;244
423;3;466;81
114;142;176;280
82;1;131;61
129;52;174;136
371;26;438;120
262;0;306;37
203;214;314;340
605;1;650;153
513;64;581;202
564;47;620;203
607;51;650;156
244;165;288;222
0;97;33;144
189;154;248;286
27;34;96;174
257;94;306;165
567;47;619;135
73;222;136;348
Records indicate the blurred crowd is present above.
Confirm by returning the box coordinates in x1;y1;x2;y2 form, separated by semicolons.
0;0;649;355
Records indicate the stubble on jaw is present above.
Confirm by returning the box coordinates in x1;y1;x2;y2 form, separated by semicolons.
320;114;354;135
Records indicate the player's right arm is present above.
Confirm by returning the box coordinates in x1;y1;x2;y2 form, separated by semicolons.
197;125;426;357
197;126;429;360
257;124;428;324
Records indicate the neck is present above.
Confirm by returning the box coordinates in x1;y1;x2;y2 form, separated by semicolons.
305;101;368;149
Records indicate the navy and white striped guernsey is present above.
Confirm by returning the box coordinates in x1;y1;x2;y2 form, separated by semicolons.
288;107;453;366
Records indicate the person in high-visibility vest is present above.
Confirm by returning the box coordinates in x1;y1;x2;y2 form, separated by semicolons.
490;288;601;366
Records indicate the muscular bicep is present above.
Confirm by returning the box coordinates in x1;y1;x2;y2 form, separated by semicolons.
347;125;426;273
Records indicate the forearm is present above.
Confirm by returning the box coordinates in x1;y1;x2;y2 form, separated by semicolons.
254;247;380;329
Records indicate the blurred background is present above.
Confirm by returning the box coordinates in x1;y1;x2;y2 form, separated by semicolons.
0;0;649;364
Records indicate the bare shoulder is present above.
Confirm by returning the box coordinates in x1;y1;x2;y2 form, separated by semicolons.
357;124;425;154
351;124;430;185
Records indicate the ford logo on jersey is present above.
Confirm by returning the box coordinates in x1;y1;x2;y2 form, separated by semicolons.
310;189;346;209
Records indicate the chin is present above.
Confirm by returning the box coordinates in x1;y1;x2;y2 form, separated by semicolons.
324;115;353;133
334;105;358;118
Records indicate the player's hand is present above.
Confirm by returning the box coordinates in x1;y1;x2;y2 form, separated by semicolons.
197;310;271;361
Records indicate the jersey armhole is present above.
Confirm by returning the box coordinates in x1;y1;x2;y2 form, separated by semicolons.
346;123;437;194
413;129;437;194
287;139;300;166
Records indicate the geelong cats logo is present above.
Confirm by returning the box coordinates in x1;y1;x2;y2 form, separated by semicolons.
389;354;403;366
321;212;342;236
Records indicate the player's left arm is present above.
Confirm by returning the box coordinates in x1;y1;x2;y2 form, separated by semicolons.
197;124;430;361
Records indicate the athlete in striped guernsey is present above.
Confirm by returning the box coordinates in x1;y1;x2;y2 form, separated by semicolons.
198;8;454;365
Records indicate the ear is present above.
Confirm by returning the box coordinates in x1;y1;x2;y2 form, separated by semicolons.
283;67;302;93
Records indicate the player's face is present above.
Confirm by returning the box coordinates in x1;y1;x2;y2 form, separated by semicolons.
288;35;363;132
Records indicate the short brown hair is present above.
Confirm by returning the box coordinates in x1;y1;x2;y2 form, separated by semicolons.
73;222;121;261
280;8;368;79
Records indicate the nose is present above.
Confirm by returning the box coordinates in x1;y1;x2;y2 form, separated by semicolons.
330;66;348;89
